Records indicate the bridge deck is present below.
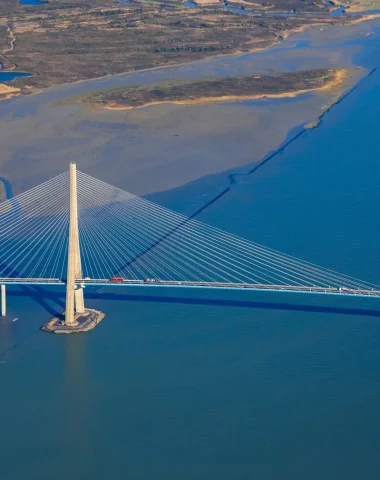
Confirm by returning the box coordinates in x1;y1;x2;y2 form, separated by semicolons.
0;278;379;298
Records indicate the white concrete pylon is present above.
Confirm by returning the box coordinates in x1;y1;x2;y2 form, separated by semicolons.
65;163;85;325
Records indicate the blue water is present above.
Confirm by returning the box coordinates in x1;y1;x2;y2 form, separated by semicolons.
331;7;346;16
0;178;13;200
0;72;30;82
115;0;134;5
19;0;47;5
185;0;198;9
1;26;380;480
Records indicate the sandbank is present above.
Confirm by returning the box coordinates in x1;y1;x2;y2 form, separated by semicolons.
0;83;20;100
98;69;349;111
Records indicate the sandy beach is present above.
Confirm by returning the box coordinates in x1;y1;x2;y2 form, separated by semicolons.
0;83;20;100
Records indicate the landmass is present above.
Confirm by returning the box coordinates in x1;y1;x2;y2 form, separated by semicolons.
341;0;380;12
57;68;350;109
0;0;368;99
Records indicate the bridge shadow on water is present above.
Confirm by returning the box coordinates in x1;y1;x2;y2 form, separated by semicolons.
0;263;66;318
6;287;380;319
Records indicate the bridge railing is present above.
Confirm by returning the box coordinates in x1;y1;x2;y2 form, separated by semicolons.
1;278;379;297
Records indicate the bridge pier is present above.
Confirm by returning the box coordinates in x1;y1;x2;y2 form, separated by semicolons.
75;285;85;314
1;285;6;317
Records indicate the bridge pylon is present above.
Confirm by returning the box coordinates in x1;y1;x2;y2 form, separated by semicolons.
42;163;105;334
65;162;84;325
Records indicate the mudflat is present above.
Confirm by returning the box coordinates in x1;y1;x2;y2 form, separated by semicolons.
0;12;376;201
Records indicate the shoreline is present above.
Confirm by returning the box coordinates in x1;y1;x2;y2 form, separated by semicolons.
0;15;378;201
0;12;378;103
0;83;20;100
0;20;17;71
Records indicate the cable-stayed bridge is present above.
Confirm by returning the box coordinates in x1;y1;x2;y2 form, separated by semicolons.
0;163;379;330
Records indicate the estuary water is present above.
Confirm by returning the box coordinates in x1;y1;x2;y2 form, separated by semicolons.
0;72;30;82
19;0;47;5
1;24;380;480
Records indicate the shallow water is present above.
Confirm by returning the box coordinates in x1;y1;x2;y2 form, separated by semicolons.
0;72;30;82
19;0;47;5
0;178;13;199
1;20;380;480
115;0;134;6
185;0;198;9
0;20;376;199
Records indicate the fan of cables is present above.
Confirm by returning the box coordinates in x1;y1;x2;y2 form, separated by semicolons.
0;169;377;292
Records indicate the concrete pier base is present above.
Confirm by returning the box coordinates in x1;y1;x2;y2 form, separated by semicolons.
42;308;105;334
75;286;85;313
1;285;6;317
